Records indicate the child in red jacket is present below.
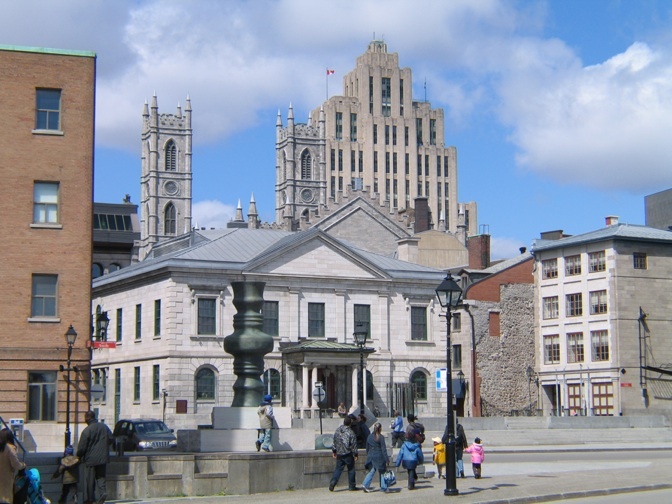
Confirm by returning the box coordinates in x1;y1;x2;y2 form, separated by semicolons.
464;437;485;479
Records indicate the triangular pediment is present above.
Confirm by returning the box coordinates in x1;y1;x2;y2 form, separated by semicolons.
251;237;382;279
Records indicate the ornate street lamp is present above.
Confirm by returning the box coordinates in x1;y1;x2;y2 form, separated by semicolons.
61;325;78;449
353;323;368;416
436;275;463;497
96;309;110;340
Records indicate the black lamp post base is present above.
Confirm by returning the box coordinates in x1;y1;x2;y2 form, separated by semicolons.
444;488;459;496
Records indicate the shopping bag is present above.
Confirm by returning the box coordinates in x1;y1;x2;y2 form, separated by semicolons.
382;470;397;487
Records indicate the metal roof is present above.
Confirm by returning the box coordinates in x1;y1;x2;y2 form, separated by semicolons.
532;223;672;252
0;45;96;58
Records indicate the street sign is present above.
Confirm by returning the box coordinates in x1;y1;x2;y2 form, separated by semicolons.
312;386;326;404
91;384;105;400
436;368;447;391
87;341;117;349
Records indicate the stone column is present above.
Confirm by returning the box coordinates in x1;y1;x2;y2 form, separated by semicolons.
351;367;358;411
302;365;309;410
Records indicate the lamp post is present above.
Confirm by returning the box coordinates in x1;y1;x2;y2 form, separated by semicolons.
61;325;78;449
96;309;110;341
526;366;538;415
435;275;463;497
353;323;368;416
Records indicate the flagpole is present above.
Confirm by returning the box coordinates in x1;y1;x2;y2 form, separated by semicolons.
326;67;329;100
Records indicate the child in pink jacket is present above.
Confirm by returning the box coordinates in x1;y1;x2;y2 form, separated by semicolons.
464;437;484;479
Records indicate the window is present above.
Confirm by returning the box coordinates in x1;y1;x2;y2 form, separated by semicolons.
165;140;177;171
134;367;141;402
31;274;57;317
308;303;325;337
263;369;281;399
589;251;606;272
164;203;176;235
566;293;583;317
28;371;56;421
369;76;374;114
338;149;343;171
565;255;582;276
489;312;500;336
366;370;374;401
410;370;427;400
354;304;371;339
634;252;647;270
381;77;391;116
542;259;558;279
373;152;378;172
393;125;397;145
196;368;216;400
385;125;390;145
135;304;142;340
400;78;404;115
351;151;355;172
198;298;216;335
452;344;462;369
543;296;559;319
154;299;161;336
567;332;584;363
350;113;357;141
416;118;423;145
590;290;608;315
33;182;59;224
410;306;427;341
430;119;436;145
330;149;335;171
114;369;121;424
335;112;343;140
92;263;103;279
262;301;279;336
35;88;61;130
373;124;377;144
452;312;461;331
108;263;121;273
404;126;409;147
568;384;582;415
591;330;610;361
300;150;312;179
544;334;560;364
153;365;160;401
116;308;122;342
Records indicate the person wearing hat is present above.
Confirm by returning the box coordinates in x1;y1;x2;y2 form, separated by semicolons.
256;394;275;452
432;437;446;479
52;445;80;504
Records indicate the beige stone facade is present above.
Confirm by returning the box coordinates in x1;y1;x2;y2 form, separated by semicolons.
0;46;96;451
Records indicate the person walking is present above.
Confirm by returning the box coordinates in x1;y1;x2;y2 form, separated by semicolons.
358;414;371;449
361;423;390;493
455;422;468;478
256;394;274;452
389;411;404;448
405;414;425;444
51;445;79;504
76;411;113;504
0;429;25;504
464;437;485;479
328;416;359;492
432;437;446;479
395;430;424;490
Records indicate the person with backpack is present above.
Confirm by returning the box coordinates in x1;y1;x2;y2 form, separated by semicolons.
51;445;79;504
0;429;25;504
256;394;275;452
395;429;424;490
405;414;425;444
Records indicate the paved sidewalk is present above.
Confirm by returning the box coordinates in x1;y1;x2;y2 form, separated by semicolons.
126;444;672;504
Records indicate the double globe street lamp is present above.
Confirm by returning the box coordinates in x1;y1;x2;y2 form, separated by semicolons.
435;274;463;497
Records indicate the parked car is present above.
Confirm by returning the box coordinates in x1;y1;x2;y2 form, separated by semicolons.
113;419;177;452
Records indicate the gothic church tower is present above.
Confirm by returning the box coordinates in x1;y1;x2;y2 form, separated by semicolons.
140;94;192;259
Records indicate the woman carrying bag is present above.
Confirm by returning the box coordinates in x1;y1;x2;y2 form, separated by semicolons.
361;423;391;493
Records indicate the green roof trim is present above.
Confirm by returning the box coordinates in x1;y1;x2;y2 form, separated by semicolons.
0;45;96;58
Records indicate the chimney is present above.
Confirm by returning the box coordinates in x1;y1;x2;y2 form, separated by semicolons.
467;234;491;270
605;215;619;226
413;197;430;233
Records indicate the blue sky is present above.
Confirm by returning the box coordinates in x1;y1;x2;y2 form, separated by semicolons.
5;0;672;259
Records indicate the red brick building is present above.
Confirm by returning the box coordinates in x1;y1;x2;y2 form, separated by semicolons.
0;46;96;451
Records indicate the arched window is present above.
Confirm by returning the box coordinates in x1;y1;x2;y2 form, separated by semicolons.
262;369;281;399
92;263;104;279
108;263;121;274
164;203;176;235
165;140;177;171
196;368;216;400
410;370;427;401
301;150;311;180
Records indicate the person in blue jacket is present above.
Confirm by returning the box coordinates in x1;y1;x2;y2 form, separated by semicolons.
395;429;424;490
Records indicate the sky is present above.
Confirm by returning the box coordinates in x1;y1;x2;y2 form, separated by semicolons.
4;0;672;259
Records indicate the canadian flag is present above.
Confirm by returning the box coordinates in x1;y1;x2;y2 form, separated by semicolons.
326;69;335;75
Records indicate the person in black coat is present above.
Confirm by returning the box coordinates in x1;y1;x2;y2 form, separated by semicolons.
77;411;113;504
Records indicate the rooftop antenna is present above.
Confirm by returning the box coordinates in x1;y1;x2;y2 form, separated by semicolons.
424;78;427;102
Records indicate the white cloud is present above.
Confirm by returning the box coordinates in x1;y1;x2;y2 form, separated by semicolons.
192;200;236;230
490;236;528;261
